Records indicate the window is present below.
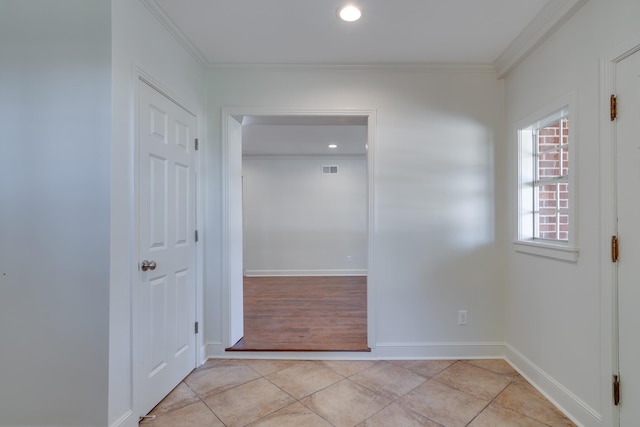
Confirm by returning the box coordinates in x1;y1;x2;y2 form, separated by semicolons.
515;98;578;261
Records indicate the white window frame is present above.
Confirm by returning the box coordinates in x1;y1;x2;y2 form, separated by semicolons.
514;94;579;262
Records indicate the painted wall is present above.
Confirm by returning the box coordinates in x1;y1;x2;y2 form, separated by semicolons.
110;0;206;425
206;68;507;355
503;0;640;425
243;155;367;275
0;1;111;426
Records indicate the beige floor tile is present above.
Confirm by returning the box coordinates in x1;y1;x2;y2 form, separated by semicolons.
147;382;200;416
141;401;224;427
319;360;380;377
434;361;512;400
205;378;296;427
390;360;456;378
302;379;391;427
399;379;489;427
350;361;426;400
465;359;519;376
243;359;300;376
266;360;344;399
468;403;548;427
494;381;576;426
184;362;261;398
358;403;441;427
247;402;333;427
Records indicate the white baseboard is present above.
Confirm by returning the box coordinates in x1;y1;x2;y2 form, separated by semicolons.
205;341;504;361
505;344;601;427
374;341;506;359
244;269;367;277
109;410;134;427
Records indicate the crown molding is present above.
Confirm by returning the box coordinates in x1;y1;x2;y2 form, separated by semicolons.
208;62;496;73
139;0;208;68
495;0;589;79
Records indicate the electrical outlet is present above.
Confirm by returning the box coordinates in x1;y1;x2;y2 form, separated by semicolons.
347;256;352;263
458;310;468;325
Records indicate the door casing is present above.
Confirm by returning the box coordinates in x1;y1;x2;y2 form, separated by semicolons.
600;38;640;427
221;107;377;350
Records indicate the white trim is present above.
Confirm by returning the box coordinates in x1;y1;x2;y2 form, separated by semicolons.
495;0;589;79
205;341;503;360
599;33;640;427
245;269;367;277
505;344;601;427
374;342;505;359
109;410;134;427
222;107;377;350
209;63;496;73
513;241;579;262
514;92;578;260
139;0;208;68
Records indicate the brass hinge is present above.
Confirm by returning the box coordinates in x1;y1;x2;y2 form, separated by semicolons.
194;322;199;334
195;229;199;242
612;235;619;262
610;94;617;121
195;138;199;150
614;374;620;406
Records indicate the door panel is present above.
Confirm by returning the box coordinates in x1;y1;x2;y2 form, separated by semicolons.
137;80;197;417
616;48;640;426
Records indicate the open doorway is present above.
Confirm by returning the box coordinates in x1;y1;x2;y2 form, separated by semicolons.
222;109;375;352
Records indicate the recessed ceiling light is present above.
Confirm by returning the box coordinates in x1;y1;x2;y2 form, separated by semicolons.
337;5;362;22
328;144;338;149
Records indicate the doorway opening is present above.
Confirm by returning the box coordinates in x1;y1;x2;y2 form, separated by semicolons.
222;109;376;352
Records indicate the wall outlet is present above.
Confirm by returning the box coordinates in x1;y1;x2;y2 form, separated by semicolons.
458;310;468;325
346;255;352;263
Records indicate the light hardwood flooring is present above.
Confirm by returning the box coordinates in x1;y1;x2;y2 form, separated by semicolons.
228;276;368;351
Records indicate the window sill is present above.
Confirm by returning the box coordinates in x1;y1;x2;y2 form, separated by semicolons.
513;240;579;262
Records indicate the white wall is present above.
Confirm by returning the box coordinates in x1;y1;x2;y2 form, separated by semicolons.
503;1;640;425
243;155;367;275
110;1;206;425
0;1;111;426
206;68;507;355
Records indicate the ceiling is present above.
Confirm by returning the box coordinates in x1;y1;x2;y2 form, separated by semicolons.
141;0;586;155
145;0;585;71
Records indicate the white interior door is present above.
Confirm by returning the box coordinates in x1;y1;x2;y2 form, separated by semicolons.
137;80;197;416
616;48;640;426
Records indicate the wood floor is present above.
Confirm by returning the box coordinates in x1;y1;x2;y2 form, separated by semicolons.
228;276;369;351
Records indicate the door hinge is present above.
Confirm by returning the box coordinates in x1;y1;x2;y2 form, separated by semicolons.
612;235;619;262
610;94;617;121
194;322;199;334
195;138;199;151
614;374;621;406
195;229;199;242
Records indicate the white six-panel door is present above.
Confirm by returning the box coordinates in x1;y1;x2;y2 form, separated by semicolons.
615;48;640;426
137;80;197;417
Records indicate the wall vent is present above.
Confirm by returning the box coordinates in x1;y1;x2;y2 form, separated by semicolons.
322;165;339;174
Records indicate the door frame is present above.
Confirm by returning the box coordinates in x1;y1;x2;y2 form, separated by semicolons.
221;107;377;350
131;70;203;419
600;36;640;427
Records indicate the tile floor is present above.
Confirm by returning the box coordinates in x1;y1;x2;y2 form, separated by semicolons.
140;359;576;427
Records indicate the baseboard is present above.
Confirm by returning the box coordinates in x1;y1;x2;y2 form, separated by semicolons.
374;341;506;359
205;341;504;360
505;344;601;427
244;269;367;277
109;410;134;427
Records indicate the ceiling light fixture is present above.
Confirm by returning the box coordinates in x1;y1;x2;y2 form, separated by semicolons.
328;144;338;148
337;5;362;22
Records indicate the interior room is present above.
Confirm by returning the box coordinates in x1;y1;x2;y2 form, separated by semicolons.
1;0;639;426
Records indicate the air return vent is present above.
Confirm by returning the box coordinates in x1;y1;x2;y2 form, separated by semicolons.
322;165;338;174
